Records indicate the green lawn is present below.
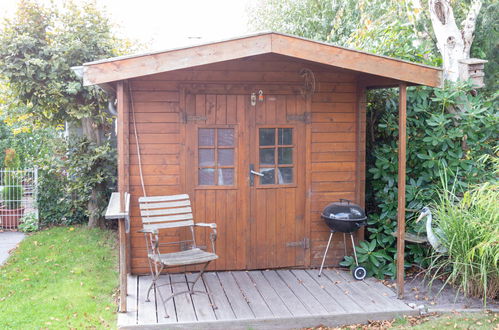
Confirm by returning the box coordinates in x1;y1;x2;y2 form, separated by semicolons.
0;226;118;329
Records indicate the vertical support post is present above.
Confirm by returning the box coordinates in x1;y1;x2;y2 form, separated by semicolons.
355;84;367;244
117;81;130;312
396;83;407;299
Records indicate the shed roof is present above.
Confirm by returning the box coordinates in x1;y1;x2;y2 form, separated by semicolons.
82;32;442;88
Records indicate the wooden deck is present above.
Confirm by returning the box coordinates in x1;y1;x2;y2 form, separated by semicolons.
119;269;418;329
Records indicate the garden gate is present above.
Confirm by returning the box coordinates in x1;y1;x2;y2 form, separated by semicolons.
0;168;38;230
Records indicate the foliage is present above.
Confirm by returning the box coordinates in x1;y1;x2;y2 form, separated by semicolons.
1;185;23;209
391;312;499;329
18;212;39;232
0;226;117;328
0;0;128;226
249;1;499;278
0;0;125;127
37;136;116;226
427;175;498;305
3;148;20;168
343;82;498;277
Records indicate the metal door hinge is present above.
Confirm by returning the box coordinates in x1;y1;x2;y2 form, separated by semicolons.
286;237;310;249
286;112;311;124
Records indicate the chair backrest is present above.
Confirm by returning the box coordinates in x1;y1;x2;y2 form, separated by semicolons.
138;194;193;232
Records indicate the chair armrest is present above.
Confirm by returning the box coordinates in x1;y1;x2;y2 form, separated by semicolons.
138;228;158;235
195;223;217;253
195;223;217;229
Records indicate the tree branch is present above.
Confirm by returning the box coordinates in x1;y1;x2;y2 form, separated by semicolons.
461;0;482;57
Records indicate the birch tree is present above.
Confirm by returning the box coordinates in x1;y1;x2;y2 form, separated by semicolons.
428;0;483;81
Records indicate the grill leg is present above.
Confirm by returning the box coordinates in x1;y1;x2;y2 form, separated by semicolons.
318;231;334;277
350;233;359;266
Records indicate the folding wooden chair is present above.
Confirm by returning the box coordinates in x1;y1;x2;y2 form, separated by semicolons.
139;194;218;318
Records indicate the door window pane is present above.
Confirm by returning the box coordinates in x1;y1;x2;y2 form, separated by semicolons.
197;127;236;186
278;147;292;165
278;128;292;145
199;168;215;185
260;168;275;185
219;168;234;185
259;148;275;165
199;128;214;146
278;167;293;184
218;149;234;166
218;129;234;146
199;149;215;166
259;128;275;146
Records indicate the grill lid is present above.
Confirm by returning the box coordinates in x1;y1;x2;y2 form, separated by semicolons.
321;199;367;221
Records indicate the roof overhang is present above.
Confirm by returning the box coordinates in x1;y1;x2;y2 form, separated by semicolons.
82;32;443;88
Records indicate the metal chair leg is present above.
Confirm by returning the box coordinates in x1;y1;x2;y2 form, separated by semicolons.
156;261;216;318
318;231;334;277
350;233;359;266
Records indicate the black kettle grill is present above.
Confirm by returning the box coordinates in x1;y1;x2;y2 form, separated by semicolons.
318;199;367;280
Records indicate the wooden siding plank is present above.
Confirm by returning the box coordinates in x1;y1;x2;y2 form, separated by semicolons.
232;271;273;318
261;270;310;317
132;91;179;102
133;112;179;123
217;272;254;319
202;272;237;320
247;271;292;318
275;270;327;315
131;101;180;113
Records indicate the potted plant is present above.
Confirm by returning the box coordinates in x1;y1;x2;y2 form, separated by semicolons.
0;178;24;229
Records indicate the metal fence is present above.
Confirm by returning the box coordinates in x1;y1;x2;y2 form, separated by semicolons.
0;168;38;230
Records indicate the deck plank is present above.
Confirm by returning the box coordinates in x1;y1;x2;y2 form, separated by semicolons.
137;276;158;324
364;277;397;298
247;271;293;318
335;270;410;310
155;275;177;322
232;271;273;318
305;269;365;313
276;270;328;315
171;273;197;322
261;270;310;317
118;274;138;326
291;269;346;314
127;269;419;329
217;271;255;319
186;273;217;321
322;269;384;312
202;272;236;320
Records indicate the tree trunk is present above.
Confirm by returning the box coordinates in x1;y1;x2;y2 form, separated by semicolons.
81;117;105;228
428;0;482;81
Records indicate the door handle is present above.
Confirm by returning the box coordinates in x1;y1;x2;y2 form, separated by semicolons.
249;164;263;186
250;170;264;177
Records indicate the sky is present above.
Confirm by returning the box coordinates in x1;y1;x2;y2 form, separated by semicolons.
1;0;254;51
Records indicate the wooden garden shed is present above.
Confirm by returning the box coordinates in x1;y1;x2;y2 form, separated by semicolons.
83;32;442;298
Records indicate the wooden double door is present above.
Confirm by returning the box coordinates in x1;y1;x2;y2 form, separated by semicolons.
185;92;308;270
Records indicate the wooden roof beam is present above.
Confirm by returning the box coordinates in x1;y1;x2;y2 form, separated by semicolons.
83;34;272;86
271;34;442;88
82;32;442;88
